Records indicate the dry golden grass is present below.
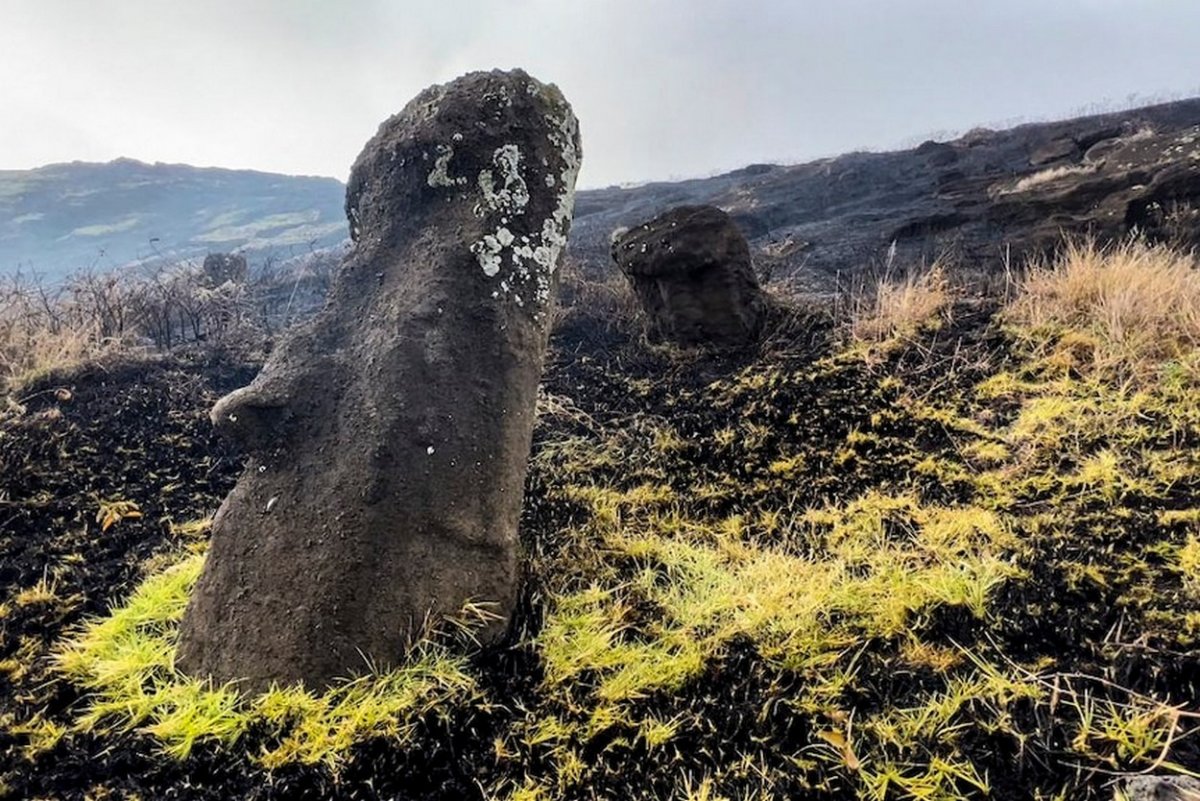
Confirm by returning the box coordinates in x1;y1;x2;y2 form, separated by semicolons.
1003;164;1097;194
551;257;640;335
1004;239;1200;384
0;259;270;395
0;313;124;394
848;263;953;354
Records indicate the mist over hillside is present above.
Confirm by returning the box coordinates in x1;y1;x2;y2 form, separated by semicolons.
0;159;346;279
3;97;1199;286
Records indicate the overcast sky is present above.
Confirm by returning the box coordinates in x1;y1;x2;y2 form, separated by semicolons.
2;0;1198;188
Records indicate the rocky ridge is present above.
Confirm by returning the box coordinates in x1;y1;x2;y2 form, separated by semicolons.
570;98;1200;289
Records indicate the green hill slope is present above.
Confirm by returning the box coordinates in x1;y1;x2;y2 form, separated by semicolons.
0;159;347;278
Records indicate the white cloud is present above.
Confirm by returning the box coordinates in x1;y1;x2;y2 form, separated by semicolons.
0;0;1197;187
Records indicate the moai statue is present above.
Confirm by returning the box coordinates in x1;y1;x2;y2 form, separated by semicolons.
613;205;766;345
177;69;581;691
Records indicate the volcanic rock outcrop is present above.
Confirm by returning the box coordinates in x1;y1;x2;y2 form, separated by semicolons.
176;69;581;691
569;98;1200;292
611;205;766;345
988;124;1200;250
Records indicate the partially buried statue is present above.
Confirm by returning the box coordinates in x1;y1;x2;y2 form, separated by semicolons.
612;205;766;345
177;69;581;692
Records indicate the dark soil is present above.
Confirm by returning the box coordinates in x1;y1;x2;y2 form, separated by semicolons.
0;351;255;665
0;351;257;797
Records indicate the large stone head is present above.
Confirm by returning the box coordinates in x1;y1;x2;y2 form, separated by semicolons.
177;69;581;691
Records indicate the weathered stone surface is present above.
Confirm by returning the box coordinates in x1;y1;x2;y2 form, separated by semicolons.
177;69;581;691
1029;136;1079;166
1119;775;1200;801
611;205;766;345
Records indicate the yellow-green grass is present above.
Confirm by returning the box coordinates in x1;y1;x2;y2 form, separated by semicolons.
540;490;1020;696
511;239;1200;798
51;550;477;770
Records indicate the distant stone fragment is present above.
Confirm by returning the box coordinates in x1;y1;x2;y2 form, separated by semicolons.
176;69;581;692
1120;775;1200;801
611;205;766;345
201;252;248;285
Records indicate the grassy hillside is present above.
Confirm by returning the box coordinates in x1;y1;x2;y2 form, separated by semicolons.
0;241;1197;800
0;159;347;279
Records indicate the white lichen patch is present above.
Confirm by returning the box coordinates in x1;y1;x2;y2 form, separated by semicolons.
483;86;513;107
467;86;581;312
412;89;443;123
475;144;530;217
427;144;467;188
471;232;505;277
534;97;582;285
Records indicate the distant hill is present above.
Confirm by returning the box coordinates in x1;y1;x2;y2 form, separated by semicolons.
0;159;347;279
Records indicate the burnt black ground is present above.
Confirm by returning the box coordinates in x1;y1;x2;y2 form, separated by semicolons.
0;351;256;797
1;302;1197;800
0;351;255;676
0;310;858;801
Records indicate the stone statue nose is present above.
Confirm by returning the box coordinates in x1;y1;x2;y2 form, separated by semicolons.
210;384;290;453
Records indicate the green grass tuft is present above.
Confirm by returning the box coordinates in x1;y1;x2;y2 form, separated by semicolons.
52;549;477;768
